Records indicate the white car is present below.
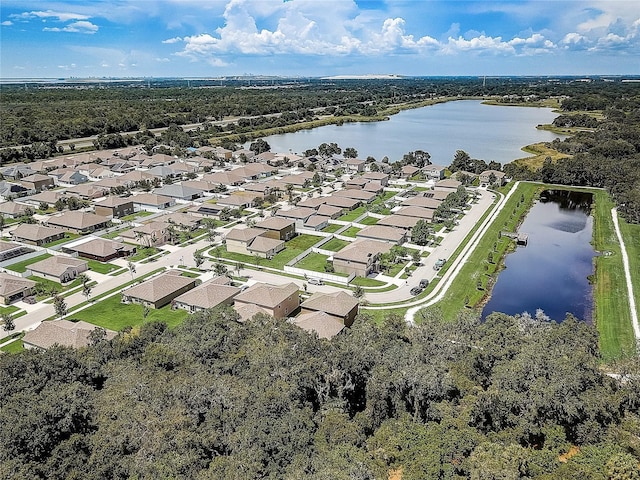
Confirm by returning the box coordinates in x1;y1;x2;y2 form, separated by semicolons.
308;278;324;285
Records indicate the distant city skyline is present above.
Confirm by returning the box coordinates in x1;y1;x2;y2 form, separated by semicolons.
1;0;639;78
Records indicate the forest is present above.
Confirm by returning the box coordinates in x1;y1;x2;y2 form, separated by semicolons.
1;306;639;479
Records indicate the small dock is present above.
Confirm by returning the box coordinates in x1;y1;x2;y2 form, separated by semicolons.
501;231;529;246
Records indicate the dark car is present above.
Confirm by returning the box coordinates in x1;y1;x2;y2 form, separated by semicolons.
419;279;429;288
410;287;423;296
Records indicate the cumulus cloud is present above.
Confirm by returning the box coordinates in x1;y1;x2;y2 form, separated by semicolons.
43;20;98;34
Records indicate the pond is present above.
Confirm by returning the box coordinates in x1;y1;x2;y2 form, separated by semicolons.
481;190;596;322
257;100;563;164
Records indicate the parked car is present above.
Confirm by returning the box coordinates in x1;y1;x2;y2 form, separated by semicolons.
419;279;429;288
308;277;324;285
410;287;423;296
433;258;447;270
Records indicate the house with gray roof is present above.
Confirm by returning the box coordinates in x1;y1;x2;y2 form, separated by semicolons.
233;282;300;319
300;290;359;327
292;311;345;339
10;223;67;246
153;184;203;201
333;239;391;277
356;225;407;245
173;279;240;313
63;237;135;262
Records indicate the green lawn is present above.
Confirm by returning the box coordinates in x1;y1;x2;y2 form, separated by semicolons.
0;305;20;316
5;253;52;273
294;252;329;272
351;277;387;287
70;294;189;331
359;216;380;226
32;275;83;300
217;234;322;270
0;333;25;353
120;211;154;222
322;238;349;252
129;247;161;262
87;259;120;274
43;233;80;247
341;226;361;238
322;224;343;234
338;207;367;222
592;191;637;361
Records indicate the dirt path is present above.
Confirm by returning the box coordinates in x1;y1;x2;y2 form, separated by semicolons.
611;208;640;341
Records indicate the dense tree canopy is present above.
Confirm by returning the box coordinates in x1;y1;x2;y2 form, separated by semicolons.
1;307;638;479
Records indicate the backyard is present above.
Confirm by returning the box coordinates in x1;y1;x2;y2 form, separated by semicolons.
69;294;189;331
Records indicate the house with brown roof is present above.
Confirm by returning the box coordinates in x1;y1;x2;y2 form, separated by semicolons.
203;171;245;186
63;237;135;262
233;282;300;319
333;189;377;203
292;311;345;339
28;255;88;283
233;303;270;322
402;196;442;210
0;201;28;218
435;178;463;191
275;207;317;229
300;290;359;327
401;165;420;179
216;193;257;209
132;193;176;211
333;239;391;277
46;211;110;235
122;270;197;309
362;172;389;186
344;158;366;173
66;183;110;200
376;214;422;230
304;215;330;231
173;279;240;313
316;204;343;219
20;174;55;192
324;195;361;211
94;197;135;219
120;221;169;247
356;225;407;245
225;227;285;258
479;169;507;186
422;164;447;180
0;273;36;305
10;224;66;246
23;319;117;350
254;217;296;241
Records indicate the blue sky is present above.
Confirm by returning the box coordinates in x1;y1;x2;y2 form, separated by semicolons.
1;0;638;78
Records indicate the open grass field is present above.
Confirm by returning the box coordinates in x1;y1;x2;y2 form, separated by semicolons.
70;294;189;331
295;252;330;273
5;253;52;273
511;142;569;170
592;191;637;361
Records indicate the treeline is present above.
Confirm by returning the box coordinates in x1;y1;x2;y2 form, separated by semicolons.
1;307;639;479
2;76;636;151
505;95;640;223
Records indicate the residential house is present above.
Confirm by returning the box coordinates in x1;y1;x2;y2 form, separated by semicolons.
225;227;285;258
216;193;256;210
63;237;136;262
394;205;438;220
423;190;451;201
254;217;296;241
132;193;175;211
20;174;54;192
333;239;391;277
422;164;447;180
316;204;343;219
275;207;317;229
344;158;366;173
435;178;463;191
292;311;345;339
153;184;203;201
246;235;285;259
233;303;270;322
376;214;422;230
22;319;117;350
0;181;29;200
324;195;361;211
402;196;442;210
362;172;389;186
356;225;407;245
304;215;330;231
121;270;197;309
162;212;202;231
28;255;89;283
65;183;110;200
94;197;135;219
479;169;507;186
400;165;421;179
300;290;359;327
0;273;36;305
10;224;66;246
0;241;33;262
120;221;168;247
233;282;300;319
333;189;377;203
58;170;89;185
1;164;35;180
173;279;240;313
344;177;369;190
203;171;245;186
0;201;28;218
118;170;156;186
20;190;66;208
46;211;110;235
148;165;180;180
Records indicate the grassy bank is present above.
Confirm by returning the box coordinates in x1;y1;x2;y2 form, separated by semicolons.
592;191;637;361
511;142;570;170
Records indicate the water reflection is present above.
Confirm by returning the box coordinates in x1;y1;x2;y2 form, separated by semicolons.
482;190;596;322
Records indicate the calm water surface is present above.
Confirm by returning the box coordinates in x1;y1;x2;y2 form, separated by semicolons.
260;100;563;164
482;190;596;322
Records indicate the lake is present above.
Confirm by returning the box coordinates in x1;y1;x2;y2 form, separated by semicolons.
482;190;596;322
258;100;563;164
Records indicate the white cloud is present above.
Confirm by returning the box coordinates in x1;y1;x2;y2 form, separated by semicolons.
43;20;98;34
2;20;13;26
162;37;183;44
13;10;89;22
